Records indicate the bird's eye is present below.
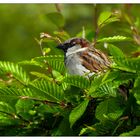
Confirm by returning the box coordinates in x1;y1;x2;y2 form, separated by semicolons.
72;41;76;45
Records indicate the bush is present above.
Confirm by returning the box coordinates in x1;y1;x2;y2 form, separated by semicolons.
0;4;140;136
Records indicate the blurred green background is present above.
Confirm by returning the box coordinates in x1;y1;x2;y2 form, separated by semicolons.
0;4;139;62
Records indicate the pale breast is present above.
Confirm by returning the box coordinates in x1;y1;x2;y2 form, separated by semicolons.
65;53;92;76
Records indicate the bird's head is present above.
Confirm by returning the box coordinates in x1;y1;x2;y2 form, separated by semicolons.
56;38;90;53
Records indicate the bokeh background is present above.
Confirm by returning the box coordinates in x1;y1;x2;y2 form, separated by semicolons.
0;4;139;62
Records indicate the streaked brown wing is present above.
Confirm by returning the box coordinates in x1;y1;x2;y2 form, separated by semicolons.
79;47;111;73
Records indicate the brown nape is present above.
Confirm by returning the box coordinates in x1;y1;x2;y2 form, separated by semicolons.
80;38;90;48
70;38;90;48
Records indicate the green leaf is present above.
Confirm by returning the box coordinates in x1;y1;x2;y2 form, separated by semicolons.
69;99;89;128
0;102;15;115
15;99;34;114
30;71;53;81
124;58;140;72
43;48;51;54
98;11;119;28
102;70;119;83
91;121;116;136
97;36;132;43
112;72;136;91
80;120;116;136
89;75;103;94
31;79;64;102
15;98;35;120
21;88;53;100
79;127;89;136
52;117;74;136
94;82;117;98
108;44;125;59
0;114;18;126
0;88;21;105
79;125;96;136
95;98;123;121
132;76;140;105
108;44;140;72
0;61;29;85
134;76;140;88
134;77;140;104
64;75;90;89
0;87;49;106
89;75;117;98
135;17;140;28
18;60;43;68
46;12;65;28
46;60;65;74
104;16;119;24
120;126;140;136
134;90;140;101
89;73;119;98
113;57;140;73
52;70;64;82
33;55;64;62
36;104;61;114
98;11;112;26
33;55;65;73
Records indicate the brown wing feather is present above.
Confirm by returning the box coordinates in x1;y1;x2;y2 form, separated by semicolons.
79;47;110;73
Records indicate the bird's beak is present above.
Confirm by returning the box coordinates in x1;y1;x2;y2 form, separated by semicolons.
56;44;65;50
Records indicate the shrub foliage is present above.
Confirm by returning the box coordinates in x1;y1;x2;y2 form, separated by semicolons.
0;6;140;136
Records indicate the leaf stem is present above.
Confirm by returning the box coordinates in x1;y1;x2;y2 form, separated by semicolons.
20;95;60;105
0;110;17;119
55;4;62;13
93;4;99;46
111;120;124;136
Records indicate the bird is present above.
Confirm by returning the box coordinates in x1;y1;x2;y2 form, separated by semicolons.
57;37;111;77
56;37;130;100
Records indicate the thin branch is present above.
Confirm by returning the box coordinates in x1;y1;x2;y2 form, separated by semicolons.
93;28;99;46
34;38;45;56
0;110;17;119
55;4;62;13
82;26;85;39
112;120;124;136
93;4;98;34
93;4;99;46
20;95;60;105
17;114;31;123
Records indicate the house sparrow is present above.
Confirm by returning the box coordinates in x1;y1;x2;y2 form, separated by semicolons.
57;37;111;77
